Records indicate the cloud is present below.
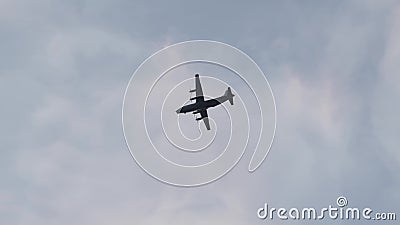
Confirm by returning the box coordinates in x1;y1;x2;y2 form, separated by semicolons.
372;5;400;172
1;1;400;224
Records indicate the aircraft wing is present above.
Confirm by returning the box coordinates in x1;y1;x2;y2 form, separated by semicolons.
199;109;210;130
194;74;205;102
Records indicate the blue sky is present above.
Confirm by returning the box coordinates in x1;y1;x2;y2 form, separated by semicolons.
1;1;399;224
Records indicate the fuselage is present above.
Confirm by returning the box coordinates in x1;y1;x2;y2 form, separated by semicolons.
176;96;229;114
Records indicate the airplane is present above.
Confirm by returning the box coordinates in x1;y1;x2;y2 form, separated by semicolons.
175;74;234;130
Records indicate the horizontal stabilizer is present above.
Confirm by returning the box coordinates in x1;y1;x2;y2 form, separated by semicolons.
225;87;234;105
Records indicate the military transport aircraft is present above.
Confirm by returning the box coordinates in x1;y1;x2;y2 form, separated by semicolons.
175;74;234;130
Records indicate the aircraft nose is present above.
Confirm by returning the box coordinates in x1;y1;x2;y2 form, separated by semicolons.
176;108;182;114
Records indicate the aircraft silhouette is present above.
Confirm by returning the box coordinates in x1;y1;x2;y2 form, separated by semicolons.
176;74;234;130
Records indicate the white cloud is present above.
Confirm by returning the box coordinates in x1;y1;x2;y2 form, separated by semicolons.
373;5;400;166
1;1;400;224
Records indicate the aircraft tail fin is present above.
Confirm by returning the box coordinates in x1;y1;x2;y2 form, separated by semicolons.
225;87;234;105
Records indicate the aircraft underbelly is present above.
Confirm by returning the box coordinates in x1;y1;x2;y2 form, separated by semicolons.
206;98;226;108
181;104;198;113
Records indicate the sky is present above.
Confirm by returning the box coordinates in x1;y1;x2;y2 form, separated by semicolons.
1;0;400;224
